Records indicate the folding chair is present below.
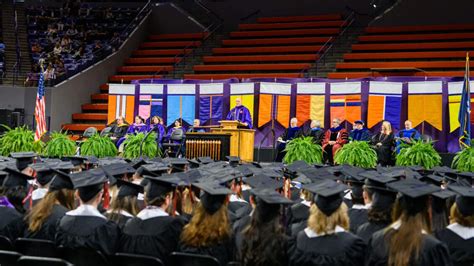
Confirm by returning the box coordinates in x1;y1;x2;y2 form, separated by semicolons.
111;252;164;266
0;235;13;251
15;238;59;258
0;250;22;266
60;247;107;266
17;256;72;266
169;252;220;266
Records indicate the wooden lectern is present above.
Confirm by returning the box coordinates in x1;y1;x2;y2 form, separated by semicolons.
211;120;255;162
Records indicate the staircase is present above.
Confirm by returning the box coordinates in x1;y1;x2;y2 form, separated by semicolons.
1;1;31;85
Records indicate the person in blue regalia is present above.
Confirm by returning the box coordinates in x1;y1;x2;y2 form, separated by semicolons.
275;117;302;162
396;120;421;153
226;98;252;129
349;120;371;142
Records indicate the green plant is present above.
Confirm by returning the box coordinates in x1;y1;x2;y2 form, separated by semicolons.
452;142;474;172
396;140;441;170
283;137;323;164
80;133;117;158
123;132;162;160
334;141;377;168
0;125;44;156
43;131;77;158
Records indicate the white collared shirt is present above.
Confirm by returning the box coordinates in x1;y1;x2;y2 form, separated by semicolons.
447;223;474;240
137;206;169;220
229;194;247;203
66;204;107;219
351;204;368;210
304;225;346;238
106;209;133;217
32;188;48;201
390;219;427;234
300;200;311;207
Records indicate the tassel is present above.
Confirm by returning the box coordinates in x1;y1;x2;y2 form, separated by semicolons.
22;170;37;206
103;182;110;209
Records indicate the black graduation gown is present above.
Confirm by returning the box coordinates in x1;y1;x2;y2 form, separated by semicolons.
356;221;388;243
55;209;120;256
370;133;395;166
348;207;368;234
304;128;325;145
286;202;309;234
435;226;474;266
0;207;22;233
179;237;235;266
105;212;133;230
288;229;366;266
366;229;452;266
289;220;306;237
119;215;185;263
228;201;252;224
232;215;251;256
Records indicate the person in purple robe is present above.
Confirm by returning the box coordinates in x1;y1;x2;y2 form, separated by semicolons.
116;116;148;148
148;116;166;148
275;117;303;162
226;98;252;129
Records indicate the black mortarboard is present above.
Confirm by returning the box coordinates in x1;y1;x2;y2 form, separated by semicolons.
116;179;144;198
185;169;202;183
198;157;214;164
3;167;34;188
29;163;56;186
448;185;474;216
431;189;456;213
361;171;397;210
187;159;201;169
457;172;474;187
193;182;232;214
62;156;89;167
169;158;189;172
144;175;176;201
0;170;8;186
286;160;311;174
304;179;348;216
381;169;408;180
137;163;169;177
387;179;440;215
225;156;240;167
71;168;108;202
130;158;153;169
236;165;254;177
243;174;284;190
432;166;457;175
10;152;36;170
251;188;292;205
103;163;136;186
47;161;75;172
49;170;74;191
362;171;396;191
423;174;444;186
432;189;456;200
99;158;127;166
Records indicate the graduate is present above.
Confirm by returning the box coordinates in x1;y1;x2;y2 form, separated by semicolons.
366;179;451;266
288;179;366;266
349;120;371;141
303;120;324;145
435;186;474;266
285;188;311;236
322;118;348;165
105;179;142;229
55;168;120;256
276;117;302;162
119;175;185;263
370;121;395;166
0;168;31;233
240;189;292;266
179;182;236;265
26;163;58;208
343;167;370;233
226;98;252;128
396;120;421;153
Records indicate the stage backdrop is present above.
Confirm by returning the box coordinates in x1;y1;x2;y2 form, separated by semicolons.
104;77;474;153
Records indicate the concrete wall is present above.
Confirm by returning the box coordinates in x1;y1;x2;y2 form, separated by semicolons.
148;3;205;34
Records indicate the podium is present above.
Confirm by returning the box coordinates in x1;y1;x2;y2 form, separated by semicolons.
211;120;255;162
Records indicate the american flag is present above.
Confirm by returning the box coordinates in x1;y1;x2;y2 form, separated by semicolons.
34;72;47;141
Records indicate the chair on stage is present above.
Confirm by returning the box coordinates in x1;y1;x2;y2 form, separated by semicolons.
0;250;22;266
169;252;220;266
17;256;73;266
163;128;184;158
111;253;164;266
15;238;59;258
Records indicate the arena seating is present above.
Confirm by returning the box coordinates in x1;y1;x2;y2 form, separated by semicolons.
328;24;474;79
62;33;206;132
185;14;344;80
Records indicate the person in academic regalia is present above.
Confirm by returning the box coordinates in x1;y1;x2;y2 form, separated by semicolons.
179;182;236;265
55;168;120;256
109;116;129;143
149;116;166;148
303;120;324;145
240;189;292;266
187;119;205;133
276;117;302;162
345;173;369;234
370;121;395;166
435;186;474;266
119;175;185;263
366;179;451;266
226;98;252;128
105;180;142;229
116;116;148;148
396;120;421;153
24;163;58;210
349;120;371;141
286;188;311;236
288;180;366;266
429;188;455;235
219;168;252;224
322;118;349;165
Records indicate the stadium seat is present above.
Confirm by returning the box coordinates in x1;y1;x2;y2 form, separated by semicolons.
60;247;108;266
0;235;13;251
14;238;59;258
17;256;72;266
0;250;22;266
169;252;220;266
111;252;164;266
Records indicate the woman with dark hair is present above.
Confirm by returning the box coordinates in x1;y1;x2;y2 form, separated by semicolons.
127;116;148;134
149;116;166;148
179;182;235;265
430;190;455;235
0;168;30;233
435;186;474;266
105;180;142;229
240;189;292;266
366;179;451;266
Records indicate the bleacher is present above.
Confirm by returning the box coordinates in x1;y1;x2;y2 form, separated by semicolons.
0;11;4;78
184;14;345;80
328;24;474;79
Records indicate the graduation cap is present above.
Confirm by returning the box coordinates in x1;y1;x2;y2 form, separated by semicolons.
251;188;292;205
198;157;214;164
137;163;169;177
0;170;8;186
62;156;90;167
362;171;396;191
423;174;444;186
98;158;127;166
457;172;474;187
29;163;56;186
432;166;457;176
187;159;201;169
71;168;108;203
103;163;137;186
193;182;232;214
448;185;474;216
2;167;34;188
116;179;144;198
225;156;240;167
387;179;440;216
169;158;189;172
304;179;348;216
49;170;74;191
236;165;254;177
10;152;36;171
286;160;311;173
144;175;178;202
381;169;408;180
361;171;397;211
47;161;75;172
130;158;153;169
354;120;364;125
185;169;202;183
243;174;284;190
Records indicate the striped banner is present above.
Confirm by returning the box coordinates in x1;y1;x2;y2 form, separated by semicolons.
329;82;362;124
258;82;291;128
408;81;443;131
108;84;136;124
166;84;196;126
296;82;325;127
138;84;164;121
367;81;403;129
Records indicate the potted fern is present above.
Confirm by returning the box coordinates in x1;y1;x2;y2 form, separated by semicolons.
396;140;441;170
334;141;378;168
452;141;474;172
123;132;162;160
283;136;323;164
0;125;44;156
80;133;117;158
43;131;77;158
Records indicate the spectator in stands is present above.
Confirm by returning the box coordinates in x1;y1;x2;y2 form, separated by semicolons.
322;118;348;165
396;120;421;153
73;45;85;60
66;25;78;37
53;42;62;55
303;119;324;145
370;121;395;166
31;43;42;53
44;63;55;80
349;120;371;141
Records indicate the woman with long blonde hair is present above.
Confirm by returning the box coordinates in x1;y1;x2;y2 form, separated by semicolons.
370;120;395;166
288;180;366;265
179;182;235;265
